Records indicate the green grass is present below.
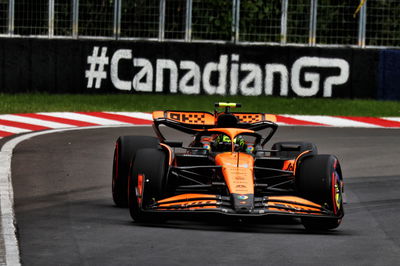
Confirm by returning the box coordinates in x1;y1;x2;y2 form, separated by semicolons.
0;93;399;117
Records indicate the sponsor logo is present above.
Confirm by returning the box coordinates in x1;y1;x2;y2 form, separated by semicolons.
178;200;214;208
238;195;249;200
86;46;350;97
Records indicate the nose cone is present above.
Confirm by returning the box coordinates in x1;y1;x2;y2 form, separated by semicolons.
231;193;254;213
215;152;255;195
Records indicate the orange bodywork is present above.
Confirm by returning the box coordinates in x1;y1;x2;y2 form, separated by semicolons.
282;160;295;171
215;152;254;195
267;196;323;214
152;111;215;125
211;128;256;195
234;113;277;123
160;143;173;165
152;111;277;126
157;194;218;210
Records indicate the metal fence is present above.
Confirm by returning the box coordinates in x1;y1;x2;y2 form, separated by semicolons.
0;0;400;48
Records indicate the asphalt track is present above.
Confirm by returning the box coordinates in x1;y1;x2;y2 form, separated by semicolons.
8;126;400;265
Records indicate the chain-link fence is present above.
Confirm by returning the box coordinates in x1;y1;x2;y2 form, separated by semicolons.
14;0;48;36
366;0;400;47
316;0;359;45
192;0;232;41
1;0;400;48
54;0;73;36
121;0;159;39
239;0;282;43
165;0;186;40
287;0;310;44
0;0;8;34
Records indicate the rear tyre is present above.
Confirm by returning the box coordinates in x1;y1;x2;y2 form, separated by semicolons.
271;141;318;158
296;155;344;230
112;136;159;207
128;148;167;222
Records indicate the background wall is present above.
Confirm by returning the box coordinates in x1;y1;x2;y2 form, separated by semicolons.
0;38;396;100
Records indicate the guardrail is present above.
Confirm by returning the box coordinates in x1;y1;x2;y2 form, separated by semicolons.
0;0;399;48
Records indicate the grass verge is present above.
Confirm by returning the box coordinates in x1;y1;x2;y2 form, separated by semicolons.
0;93;399;117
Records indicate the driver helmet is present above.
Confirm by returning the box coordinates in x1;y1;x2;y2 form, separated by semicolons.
212;134;231;152
234;135;246;152
213;134;246;152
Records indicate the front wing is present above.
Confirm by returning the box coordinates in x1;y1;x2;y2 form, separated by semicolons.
142;193;342;219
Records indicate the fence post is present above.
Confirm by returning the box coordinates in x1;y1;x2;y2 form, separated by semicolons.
114;0;121;40
309;0;317;46
72;0;79;38
232;0;240;43
357;1;367;48
8;0;15;36
159;0;166;41
185;0;192;42
281;0;288;44
49;0;55;37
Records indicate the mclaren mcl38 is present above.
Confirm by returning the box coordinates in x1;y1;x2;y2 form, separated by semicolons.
112;103;344;230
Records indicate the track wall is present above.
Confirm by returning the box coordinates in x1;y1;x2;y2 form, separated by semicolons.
0;38;396;100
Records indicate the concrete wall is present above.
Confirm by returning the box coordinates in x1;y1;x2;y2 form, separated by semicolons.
1;38;396;100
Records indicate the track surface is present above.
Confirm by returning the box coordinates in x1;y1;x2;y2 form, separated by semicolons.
10;126;400;265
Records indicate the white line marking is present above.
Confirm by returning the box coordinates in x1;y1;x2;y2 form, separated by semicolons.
0;115;74;129
37;112;130;125
0;124;150;266
285;115;380;128
0;126;31;134
383;117;400;123
105;111;153;121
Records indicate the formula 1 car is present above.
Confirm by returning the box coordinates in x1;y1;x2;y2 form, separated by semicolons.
112;103;344;230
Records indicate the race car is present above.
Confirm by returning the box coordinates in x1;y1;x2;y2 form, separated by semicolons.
112;103;344;230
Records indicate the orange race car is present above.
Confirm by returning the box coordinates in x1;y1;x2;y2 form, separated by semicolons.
112;103;344;230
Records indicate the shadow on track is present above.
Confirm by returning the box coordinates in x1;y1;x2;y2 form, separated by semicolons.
123;214;349;236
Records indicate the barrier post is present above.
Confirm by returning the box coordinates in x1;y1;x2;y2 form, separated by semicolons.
8;0;15;36
309;0;317;46
72;0;79;38
281;0;288;44
357;2;367;48
113;0;121;39
232;0;240;43
159;0;166;41
48;0;54;38
185;0;193;42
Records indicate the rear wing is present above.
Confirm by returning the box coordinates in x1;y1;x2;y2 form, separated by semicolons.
152;110;278;145
232;113;277;124
152;111;215;126
152;111;277;126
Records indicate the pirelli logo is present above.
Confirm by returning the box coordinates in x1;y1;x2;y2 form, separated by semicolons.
235;114;263;123
168;112;206;124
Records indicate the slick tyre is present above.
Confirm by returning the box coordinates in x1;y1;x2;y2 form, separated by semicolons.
128;148;167;223
112;136;159;207
296;155;344;230
271;141;318;158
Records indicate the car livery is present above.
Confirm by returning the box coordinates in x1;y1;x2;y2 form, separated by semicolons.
112;103;344;230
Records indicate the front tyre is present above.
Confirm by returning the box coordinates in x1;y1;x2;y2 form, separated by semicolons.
296;155;344;230
112;136;159;207
128;148;167;223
